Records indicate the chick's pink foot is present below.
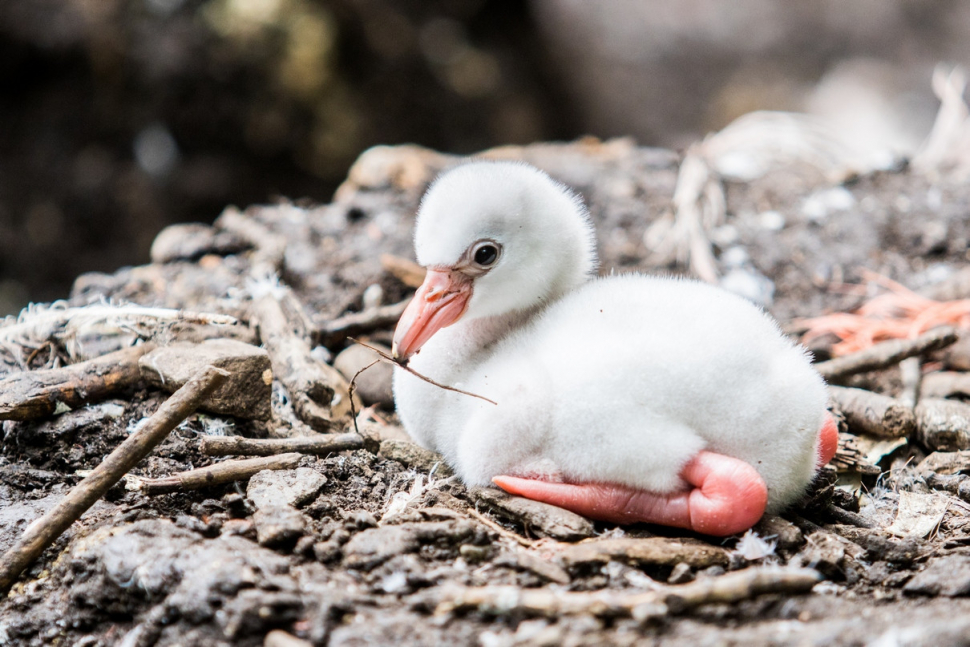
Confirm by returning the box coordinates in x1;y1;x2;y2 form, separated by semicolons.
493;451;766;536
493;415;839;537
817;412;839;468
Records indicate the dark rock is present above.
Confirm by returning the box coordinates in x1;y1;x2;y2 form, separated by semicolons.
139;339;273;420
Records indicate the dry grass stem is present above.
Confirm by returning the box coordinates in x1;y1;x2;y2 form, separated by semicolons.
131;453;302;495
348;337;497;406
201;433;363;457
813;326;958;381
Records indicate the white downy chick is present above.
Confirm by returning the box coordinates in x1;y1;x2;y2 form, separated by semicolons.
392;161;828;517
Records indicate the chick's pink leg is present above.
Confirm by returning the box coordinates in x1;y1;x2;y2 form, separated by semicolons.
493;450;768;537
493;415;837;537
817;412;839;468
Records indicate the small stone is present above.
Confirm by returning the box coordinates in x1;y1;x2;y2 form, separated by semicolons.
362;283;384;309
334;343;394;410
916;450;970;476
247;468;327;511
139;339;272;420
667;562;694;584
494;550;571;585
343;509;379;531
753;515;804;551
342;521;478;570
758;210;786;231
801;187;855;222
459;544;491;563
719;268;775;307
904;555;970;597
253;506;307;548
150;223;250;263
379;439;454;476
313;539;343;563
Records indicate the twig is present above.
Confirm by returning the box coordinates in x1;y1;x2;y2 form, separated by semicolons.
0;303;241;362
922;372;970;400
132;453;302;495
430;566;821;619
201;433;363;457
0;344;155;421
0;365;229;592
348;358;381;436
349;337;497;405
814;327;958;382
464;506;537;549
822;503;877;529
316;300;409;348
898;357;922;409
380;253;427;288
253;293;343;431
916;398;970;451
215;206;286;273
828;386;916;439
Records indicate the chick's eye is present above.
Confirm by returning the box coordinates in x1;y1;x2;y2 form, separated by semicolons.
473;243;499;266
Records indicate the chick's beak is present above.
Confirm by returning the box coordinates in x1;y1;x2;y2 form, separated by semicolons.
392;268;472;361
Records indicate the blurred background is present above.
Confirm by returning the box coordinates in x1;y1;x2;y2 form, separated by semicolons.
2;0;969;316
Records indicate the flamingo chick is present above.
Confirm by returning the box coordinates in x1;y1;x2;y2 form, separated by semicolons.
391;161;837;536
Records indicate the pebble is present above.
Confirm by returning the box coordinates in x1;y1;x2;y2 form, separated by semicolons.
758;210;786;231
719;268;775;307
334;343;395;410
800;187;855;222
247;468;327;511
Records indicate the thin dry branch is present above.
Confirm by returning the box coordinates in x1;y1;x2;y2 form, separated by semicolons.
380;253;427;288
0;364;229;592
132;453;302;495
253;293;343;431
814;326;958;382
431;566;821;619
829;386;916;439
0;304;241;363
0;344;155;421
201;433;364;457
316;299;409;348
349;337;497;405
215;206;287;273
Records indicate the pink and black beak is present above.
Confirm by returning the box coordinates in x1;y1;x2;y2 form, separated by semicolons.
392;268;473;362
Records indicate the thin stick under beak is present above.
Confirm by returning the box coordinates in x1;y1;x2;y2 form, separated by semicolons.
392;268;472;361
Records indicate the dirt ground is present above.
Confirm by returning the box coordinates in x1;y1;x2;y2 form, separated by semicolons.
4;139;970;646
